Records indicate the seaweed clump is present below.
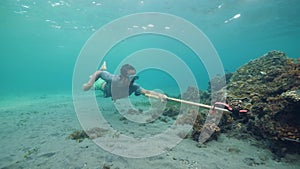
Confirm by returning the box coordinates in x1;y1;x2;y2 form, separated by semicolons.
68;127;109;142
226;51;300;157
68;130;88;142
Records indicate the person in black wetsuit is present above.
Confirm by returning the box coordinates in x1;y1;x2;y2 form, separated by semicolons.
83;61;167;101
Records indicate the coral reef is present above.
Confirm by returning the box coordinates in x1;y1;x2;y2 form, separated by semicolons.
176;51;299;157
176;109;199;126
226;51;300;156
160;53;299;157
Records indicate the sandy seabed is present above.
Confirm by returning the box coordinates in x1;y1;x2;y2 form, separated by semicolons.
0;92;299;169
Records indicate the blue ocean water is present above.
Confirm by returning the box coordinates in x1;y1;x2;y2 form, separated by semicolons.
1;0;299;95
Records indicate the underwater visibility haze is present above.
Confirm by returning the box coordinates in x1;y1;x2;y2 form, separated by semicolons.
0;0;300;169
1;0;300;94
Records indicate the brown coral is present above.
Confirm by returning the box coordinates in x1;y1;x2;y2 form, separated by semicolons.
225;50;300;156
176;109;199;126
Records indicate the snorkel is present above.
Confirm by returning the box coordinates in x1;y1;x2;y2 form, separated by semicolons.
128;74;139;82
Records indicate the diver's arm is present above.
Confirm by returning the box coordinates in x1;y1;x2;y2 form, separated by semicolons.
141;89;167;100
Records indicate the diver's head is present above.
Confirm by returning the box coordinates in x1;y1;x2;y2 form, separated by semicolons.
120;64;139;83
